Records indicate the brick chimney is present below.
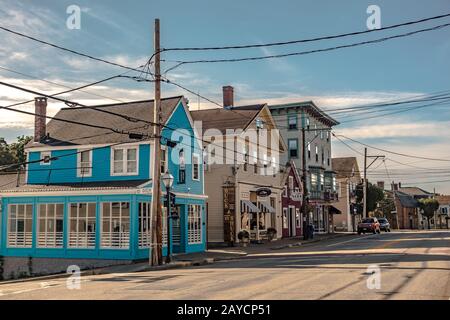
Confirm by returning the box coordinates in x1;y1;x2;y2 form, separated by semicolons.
398;182;402;189
391;182;398;191
377;181;385;190
222;86;234;108
34;97;47;142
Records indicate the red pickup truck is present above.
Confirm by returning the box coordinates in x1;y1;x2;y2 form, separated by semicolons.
357;217;381;235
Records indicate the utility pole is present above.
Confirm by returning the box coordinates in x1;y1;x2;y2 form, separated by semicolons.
363;148;367;219
363;148;385;219
150;18;163;266
301;126;309;239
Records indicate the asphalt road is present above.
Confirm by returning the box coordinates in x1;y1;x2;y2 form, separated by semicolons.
1;230;450;300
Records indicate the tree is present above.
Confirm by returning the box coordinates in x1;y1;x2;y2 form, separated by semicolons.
418;198;440;229
0;138;14;166
9;136;33;166
356;182;385;213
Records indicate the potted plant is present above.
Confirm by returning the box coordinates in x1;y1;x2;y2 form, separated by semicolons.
267;227;277;241
237;230;250;247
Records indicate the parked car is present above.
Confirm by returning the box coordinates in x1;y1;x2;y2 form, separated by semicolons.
377;218;391;232
357;217;381;234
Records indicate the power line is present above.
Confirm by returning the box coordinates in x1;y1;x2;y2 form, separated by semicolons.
163;23;450;72
334;133;450;162
161;13;450;51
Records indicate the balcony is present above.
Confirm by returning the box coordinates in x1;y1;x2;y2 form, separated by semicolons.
324;190;339;202
309;190;324;200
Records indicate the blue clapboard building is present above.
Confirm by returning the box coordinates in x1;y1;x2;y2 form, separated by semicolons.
0;96;207;265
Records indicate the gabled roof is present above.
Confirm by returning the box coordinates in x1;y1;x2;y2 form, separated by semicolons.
281;160;303;193
332;157;361;179
26;96;185;148
398;187;433;197
190;104;264;134
269;100;339;127
395;191;420;208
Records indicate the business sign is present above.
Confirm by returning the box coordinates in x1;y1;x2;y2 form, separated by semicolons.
256;187;272;197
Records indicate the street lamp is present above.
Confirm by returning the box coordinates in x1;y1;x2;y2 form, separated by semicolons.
162;171;174;264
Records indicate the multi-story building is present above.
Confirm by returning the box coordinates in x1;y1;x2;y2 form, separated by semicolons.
332;157;362;232
0;96;207;278
268;101;340;234
191;86;286;245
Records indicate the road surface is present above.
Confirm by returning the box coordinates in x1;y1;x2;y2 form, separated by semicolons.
1;230;449;300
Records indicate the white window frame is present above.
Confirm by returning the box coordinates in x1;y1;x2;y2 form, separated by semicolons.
289;176;294;190
110;146;139;176
138;202;152;248
192;153;200;181
283;207;288;229
100;202;130;249
41;151;51;165
295;208;301;228
188;205;202;244
7;204;33;248
37;203;64;248
77;149;92;177
68;202;96;248
160;146;168;174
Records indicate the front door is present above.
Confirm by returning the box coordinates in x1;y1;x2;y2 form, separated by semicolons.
289;206;296;237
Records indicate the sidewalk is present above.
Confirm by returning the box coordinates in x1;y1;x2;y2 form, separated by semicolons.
0;232;352;284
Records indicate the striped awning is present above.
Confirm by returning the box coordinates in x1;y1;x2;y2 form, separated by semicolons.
258;201;275;213
241;200;258;213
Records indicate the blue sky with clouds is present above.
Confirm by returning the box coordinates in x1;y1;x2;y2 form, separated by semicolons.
1;0;450;193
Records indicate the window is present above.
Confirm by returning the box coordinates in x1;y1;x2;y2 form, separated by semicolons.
311;173;318;189
288;115;297;130
295;208;301;228
289;176;294;190
69;203;96;248
283;208;288;228
161;147;167;174
253;151;258;174
179;149;186;184
41;151;51;165
38;203;64;248
321;147;325;165
243;141;249;172
326;131;330;141
315;145;319;162
192;153;200;181
320;130;324;140
320;173;325;191
8;204;33;248
282;186;288;197
77;150;92;177
101;202;130;249
288;139;298;158
307;143;311;159
327;150;330;166
138;202;151;248
188;205;202;244
314;124;318;136
306;117;310;130
112;147;138;175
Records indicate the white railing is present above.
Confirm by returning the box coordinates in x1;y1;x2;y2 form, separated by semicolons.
37;232;63;248
68;233;96;248
101;232;130;249
188;230;201;244
138;232;151;248
8;232;32;247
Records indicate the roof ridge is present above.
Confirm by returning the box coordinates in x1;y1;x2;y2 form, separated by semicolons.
61;95;184;110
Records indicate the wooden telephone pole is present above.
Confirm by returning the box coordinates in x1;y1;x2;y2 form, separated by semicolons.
150;18;163;265
363;147;385;219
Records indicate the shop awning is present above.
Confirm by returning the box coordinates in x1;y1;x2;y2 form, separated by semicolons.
258;201;276;213
241;200;258;213
329;205;342;215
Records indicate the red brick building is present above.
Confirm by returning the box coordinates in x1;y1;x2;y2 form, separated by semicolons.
281;161;303;237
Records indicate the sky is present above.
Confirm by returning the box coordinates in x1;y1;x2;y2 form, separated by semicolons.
0;0;450;193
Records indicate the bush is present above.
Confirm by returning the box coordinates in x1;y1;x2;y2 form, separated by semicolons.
237;230;250;241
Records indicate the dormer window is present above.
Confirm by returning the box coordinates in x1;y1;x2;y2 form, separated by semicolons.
111;146;138;176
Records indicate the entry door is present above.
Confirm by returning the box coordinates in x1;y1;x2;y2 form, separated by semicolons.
289;206;296;237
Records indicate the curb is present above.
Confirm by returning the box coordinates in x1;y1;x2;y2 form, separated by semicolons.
269;233;353;250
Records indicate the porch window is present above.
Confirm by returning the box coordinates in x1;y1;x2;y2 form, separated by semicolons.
320;173;325;191
295;208;301;228
68;203;96;248
311;173;318;189
101;202;130;249
112;147;138;175
77;150;92;177
188;204;202;244
192;153;200;181
283;208;288;229
38;203;64;248
138;202;151;248
7;204;33;248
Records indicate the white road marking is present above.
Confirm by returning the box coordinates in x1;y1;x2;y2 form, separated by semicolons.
326;234;378;247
